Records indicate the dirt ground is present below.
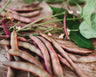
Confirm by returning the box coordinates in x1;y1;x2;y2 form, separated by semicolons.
0;0;96;77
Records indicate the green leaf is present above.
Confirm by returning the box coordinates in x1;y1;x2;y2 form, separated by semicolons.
69;31;94;49
69;0;85;5
23;0;35;4
46;0;65;3
50;6;94;49
50;6;67;17
83;0;96;26
79;14;96;39
79;0;96;39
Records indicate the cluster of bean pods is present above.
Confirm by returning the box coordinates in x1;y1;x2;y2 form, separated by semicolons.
0;2;42;23
0;31;95;77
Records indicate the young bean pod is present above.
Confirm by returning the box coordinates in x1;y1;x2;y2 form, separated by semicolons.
69;54;96;63
58;55;72;68
8;49;44;69
0;40;43;57
19;10;40;17
29;34;52;74
0;35;27;41
3;61;52;77
56;39;92;54
58;54;72;69
5;46;15;77
14;7;41;12
10;31;18;50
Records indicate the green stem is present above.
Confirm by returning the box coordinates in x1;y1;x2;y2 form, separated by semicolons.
66;17;82;20
0;0;11;14
70;29;79;31
9;24;16;30
50;30;62;33
36;27;48;30
54;27;64;31
33;17;82;28
32;33;40;36
17;33;28;37
32;17;81;29
17;17;81;32
17;15;81;32
19;28;31;31
17;13;63;32
43;27;53;34
33;19;63;27
16;19;63;32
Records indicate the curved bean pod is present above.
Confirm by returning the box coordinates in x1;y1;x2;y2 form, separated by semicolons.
18;41;42;57
29;35;52;74
8;49;44;69
10;31;18;50
38;36;64;77
14;7;41;12
58;54;72;69
56;39;92;54
0;35;27;41
3;61;52;77
5;46;15;77
69;54;96;63
19;10;40;17
0;40;42;57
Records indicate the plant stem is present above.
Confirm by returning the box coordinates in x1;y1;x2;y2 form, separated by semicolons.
43;27;53;34
9;24;16;30
16;14;81;34
32;17;81;28
33;19;63;27
66;17;82;21
0;0;11;14
17;13;63;32
36;27;48;30
17;17;80;32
